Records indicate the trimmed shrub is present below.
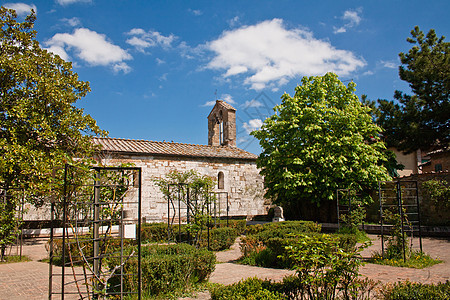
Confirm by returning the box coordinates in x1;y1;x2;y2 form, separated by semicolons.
210;277;284;300
198;227;238;251
110;243;215;297
380;281;450;300
246;220;321;236
141;222;168;242
50;237;136;265
141;221;242;250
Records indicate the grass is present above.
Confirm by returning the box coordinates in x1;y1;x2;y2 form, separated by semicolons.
370;251;442;269
0;255;31;264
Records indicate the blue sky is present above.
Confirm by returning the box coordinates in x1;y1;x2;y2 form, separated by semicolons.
3;0;450;154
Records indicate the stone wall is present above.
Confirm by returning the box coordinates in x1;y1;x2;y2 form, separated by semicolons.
398;171;450;226
101;154;268;223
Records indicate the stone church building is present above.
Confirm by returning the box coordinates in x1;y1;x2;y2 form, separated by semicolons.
93;100;268;222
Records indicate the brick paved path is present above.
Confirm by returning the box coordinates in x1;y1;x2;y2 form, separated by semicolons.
1;235;449;300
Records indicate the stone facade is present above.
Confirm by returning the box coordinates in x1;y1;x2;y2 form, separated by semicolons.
98;153;267;222
92;100;268;222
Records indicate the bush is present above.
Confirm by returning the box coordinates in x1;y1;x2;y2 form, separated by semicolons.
111;243;215;297
371;250;442;269
246;221;321;236
141;221;241;250
198;227;238;251
50;237;136;265
141;222;168;243
285;234;374;299
211;275;377;300
210;277;284;300
239;232;358;270
226;219;247;234
380;281;450;300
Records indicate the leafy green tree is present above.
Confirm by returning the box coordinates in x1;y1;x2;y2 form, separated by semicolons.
377;26;449;152
252;73;389;218
0;8;105;256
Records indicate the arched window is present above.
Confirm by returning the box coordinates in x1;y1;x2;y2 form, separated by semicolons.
218;171;224;189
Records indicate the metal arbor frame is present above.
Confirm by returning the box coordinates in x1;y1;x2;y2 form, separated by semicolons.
167;183;229;248
0;187;25;260
336;189;362;231
378;180;422;262
49;164;142;299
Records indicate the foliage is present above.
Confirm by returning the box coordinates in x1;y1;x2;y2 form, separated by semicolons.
338;226;371;244
252;73;389;213
141;223;238;251
154;169;216;246
370;250;441;269
49;237;136;266
380;281;450;300
0;8;105;254
338;190;367;235
110;243;215;297
245;220;322;236
141;222;169;243
0;190;21;260
0;254;30;264
214;254;377;300
381;208;411;260
0;7;105;191
210;277;285;300
422;179;450;209
239;221;358;270
376;26;449;152
197;227;238;251
285;234;371;300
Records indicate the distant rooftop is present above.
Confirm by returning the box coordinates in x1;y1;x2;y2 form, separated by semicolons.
93;137;257;161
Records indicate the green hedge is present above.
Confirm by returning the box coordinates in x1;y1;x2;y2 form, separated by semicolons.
109;243;216;297
50;237;136;265
141;222;240;251
246;220;321;236
210;277;285;300
380;281;450;299
198;227;238;251
141;222;168;242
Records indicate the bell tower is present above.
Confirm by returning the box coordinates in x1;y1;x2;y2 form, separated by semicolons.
207;100;236;147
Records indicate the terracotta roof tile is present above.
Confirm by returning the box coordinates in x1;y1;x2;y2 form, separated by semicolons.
93;137;257;160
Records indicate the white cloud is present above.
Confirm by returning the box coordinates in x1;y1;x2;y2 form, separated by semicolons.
156;58;166;65
56;0;91;5
188;9;202;16
3;3;37;15
363;70;374;76
126;28;176;53
333;8;362;34
243;119;263;134
113;62;132;74
45;28;132;73
381;60;397;69
207;19;366;90
221;94;237;104
61;17;81;27
242;99;263;108
228;16;240;27
202;100;217;107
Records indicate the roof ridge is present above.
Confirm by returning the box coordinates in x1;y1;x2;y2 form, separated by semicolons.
92;136;258;160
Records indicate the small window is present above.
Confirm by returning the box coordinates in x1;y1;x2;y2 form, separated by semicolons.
435;164;442;172
218;172;224;189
